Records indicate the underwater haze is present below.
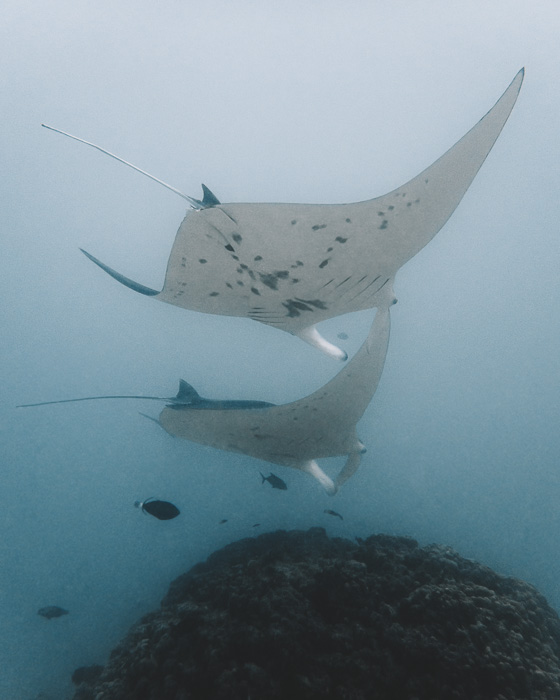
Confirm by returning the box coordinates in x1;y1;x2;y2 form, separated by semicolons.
1;2;559;697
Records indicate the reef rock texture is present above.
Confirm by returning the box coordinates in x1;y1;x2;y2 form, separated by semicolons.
73;528;560;700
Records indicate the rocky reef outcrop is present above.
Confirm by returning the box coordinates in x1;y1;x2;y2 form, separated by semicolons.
72;528;560;699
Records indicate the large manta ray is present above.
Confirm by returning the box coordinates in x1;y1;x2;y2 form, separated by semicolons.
44;69;523;360
19;299;393;494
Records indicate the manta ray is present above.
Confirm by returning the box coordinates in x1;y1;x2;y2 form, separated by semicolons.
43;69;523;360
19;298;393;494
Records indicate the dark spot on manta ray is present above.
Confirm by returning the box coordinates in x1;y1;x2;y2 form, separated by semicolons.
291;219;297;225
251;287;260;295
259;271;290;290
232;233;242;244
319;259;330;268
240;264;249;270
304;299;328;309
199;259;207;264
407;202;412;207
335;237;347;243
259;273;279;290
231;255;239;261
226;282;232;289
224;244;234;252
291;278;299;284
379;220;388;229
425;178;429;183
327;247;333;252
237;280;244;286
247;270;256;281
282;298;328;317
209;292;219;297
254;255;263;261
312;224;327;231
377;211;385;216
181;262;186;268
388;205;394;210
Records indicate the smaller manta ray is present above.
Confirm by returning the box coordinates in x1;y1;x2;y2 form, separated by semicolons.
134;498;180;520
38;605;69;620
324;509;344;520
42;70;522;360
19;300;392;494
261;472;288;490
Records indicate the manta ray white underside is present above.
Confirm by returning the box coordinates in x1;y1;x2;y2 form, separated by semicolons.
156;304;392;494
20;304;392;494
45;69;523;360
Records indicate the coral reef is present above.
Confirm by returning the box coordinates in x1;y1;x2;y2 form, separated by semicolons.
72;528;560;699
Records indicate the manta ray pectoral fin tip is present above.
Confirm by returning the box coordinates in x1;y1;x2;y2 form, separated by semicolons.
79;248;159;297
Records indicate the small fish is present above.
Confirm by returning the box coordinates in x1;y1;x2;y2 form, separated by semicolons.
134;498;180;520
337;332;349;340
260;472;287;490
252;523;261;528
219;519;228;524
324;509;343;520
38;605;69;620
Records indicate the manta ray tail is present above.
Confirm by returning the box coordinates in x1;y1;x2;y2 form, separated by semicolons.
41;124;208;209
80;249;160;296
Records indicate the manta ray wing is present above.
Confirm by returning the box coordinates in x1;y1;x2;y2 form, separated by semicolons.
155;71;523;336
157;301;392;494
52;71;522;359
21;303;390;493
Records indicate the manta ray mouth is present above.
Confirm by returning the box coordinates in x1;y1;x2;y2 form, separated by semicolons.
80;248;160;296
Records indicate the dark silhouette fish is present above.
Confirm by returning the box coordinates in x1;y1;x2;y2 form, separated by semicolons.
134;498;180;520
260;472;287;490
219;519;228;524
38;605;69;619
324;509;343;520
